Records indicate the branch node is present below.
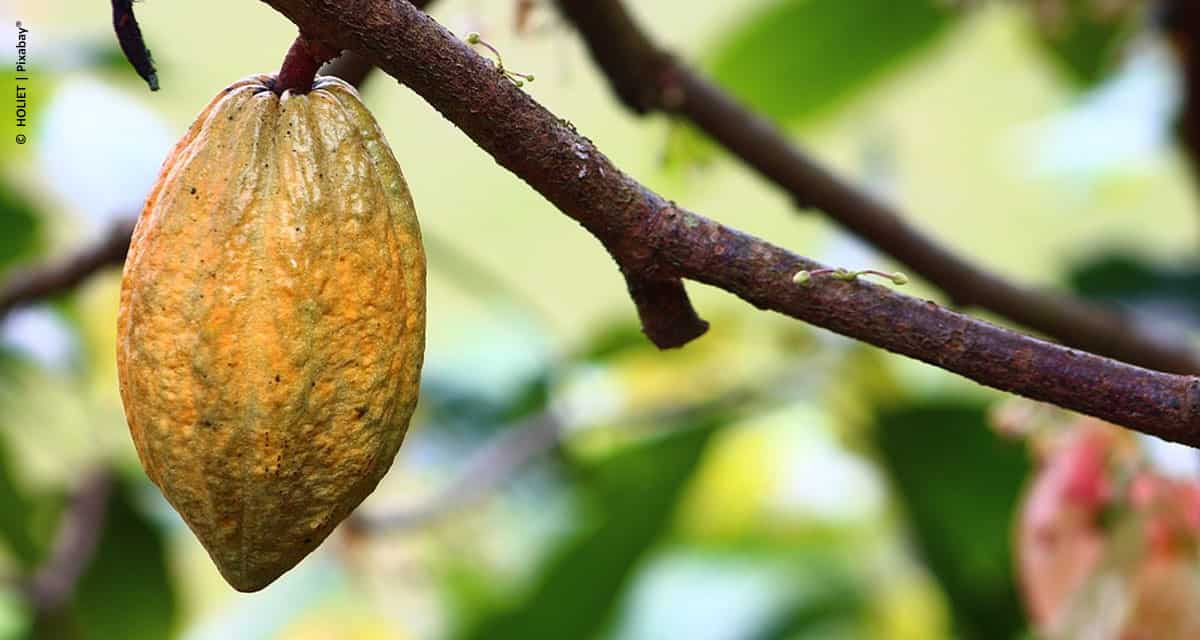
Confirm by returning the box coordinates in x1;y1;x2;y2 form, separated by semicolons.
624;273;709;349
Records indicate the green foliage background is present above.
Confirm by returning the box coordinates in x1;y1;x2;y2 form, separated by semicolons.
1;0;1193;638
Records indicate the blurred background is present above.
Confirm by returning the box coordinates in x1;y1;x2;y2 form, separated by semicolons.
4;0;1200;638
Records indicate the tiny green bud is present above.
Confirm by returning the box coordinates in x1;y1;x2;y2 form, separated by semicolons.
792;270;812;285
890;272;909;285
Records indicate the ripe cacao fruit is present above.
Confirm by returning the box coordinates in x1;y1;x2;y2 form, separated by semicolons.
116;74;425;592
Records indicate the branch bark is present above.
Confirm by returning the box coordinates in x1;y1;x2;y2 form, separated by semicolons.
23;469;113;615
253;0;1200;446
554;0;1200;376
0;219;134;322
349;410;564;532
1163;0;1200;197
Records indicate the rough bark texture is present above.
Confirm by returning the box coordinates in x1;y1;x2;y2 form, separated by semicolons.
555;0;1200;376
248;0;1200;447
0;220;134;321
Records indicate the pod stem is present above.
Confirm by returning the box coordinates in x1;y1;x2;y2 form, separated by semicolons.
275;35;339;95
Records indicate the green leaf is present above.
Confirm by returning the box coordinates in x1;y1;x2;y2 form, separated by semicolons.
873;400;1029;640
37;477;178;640
576;320;651;363
0;432;42;568
1032;0;1134;87
1067;253;1200;322
706;0;958;126
749;567;865;640
459;417;724;640
0;179;40;274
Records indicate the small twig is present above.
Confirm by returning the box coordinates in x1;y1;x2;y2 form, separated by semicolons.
465;32;536;87
22;468;113;614
622;272;709;348
794;267;908;286
349;361;825;534
349;411;564;532
0;219;134;322
110;0;158;91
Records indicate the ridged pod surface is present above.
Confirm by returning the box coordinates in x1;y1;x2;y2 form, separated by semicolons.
116;75;425;592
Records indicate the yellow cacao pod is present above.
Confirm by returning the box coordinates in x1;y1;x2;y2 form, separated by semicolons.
116;75;425;592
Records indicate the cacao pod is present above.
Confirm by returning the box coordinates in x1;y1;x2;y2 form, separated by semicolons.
116;74;425;592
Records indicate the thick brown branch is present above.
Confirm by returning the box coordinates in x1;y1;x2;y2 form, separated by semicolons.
0;219;134;322
554;0;1200;376
255;0;1200;446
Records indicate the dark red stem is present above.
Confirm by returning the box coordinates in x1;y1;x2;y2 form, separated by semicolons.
275;35;338;95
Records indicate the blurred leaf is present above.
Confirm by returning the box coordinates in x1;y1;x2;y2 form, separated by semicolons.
873;400;1029;640
1032;0;1134;87
0;432;42;568
665;0;959;169
576;321;650;363
460;417;725;640
0;180;40;274
422;369;552;437
749;567;865;640
84;44;136;75
706;0;958;125
1068;252;1200;324
37;477;177;640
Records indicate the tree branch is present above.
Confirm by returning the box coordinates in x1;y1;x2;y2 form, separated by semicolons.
1163;0;1200;198
111;0;159;91
349;410;564;532
252;0;1200;447
0;219;134;322
554;0;1200;376
22;469;113;615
